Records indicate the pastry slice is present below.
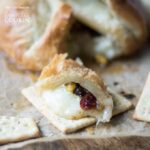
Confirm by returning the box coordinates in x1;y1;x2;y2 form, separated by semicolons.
0;0;72;71
22;54;132;133
133;73;150;122
62;0;147;60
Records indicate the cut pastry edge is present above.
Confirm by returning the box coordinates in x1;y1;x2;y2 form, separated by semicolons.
23;2;73;71
133;73;150;122
22;85;132;133
0;0;73;71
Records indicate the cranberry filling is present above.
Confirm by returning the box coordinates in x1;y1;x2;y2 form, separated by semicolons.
73;83;97;110
80;93;97;110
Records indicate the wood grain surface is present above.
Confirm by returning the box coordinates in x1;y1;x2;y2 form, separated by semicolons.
1;136;150;150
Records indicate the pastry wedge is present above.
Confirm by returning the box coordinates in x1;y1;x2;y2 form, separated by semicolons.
0;0;72;71
22;54;132;133
133;73;150;122
62;0;147;60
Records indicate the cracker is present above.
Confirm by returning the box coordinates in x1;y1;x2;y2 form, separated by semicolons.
0;116;40;145
22;87;96;133
22;87;132;133
133;73;150;122
108;88;133;116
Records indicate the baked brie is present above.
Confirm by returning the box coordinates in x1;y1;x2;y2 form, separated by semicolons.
62;0;147;61
33;54;113;123
0;0;72;71
22;54;132;133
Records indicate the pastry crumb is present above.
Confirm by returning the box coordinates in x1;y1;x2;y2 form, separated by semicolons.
86;126;95;135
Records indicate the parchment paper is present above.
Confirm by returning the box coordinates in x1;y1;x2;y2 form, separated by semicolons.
0;46;150;148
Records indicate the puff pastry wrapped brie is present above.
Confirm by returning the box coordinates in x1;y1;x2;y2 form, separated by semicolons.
62;0;147;60
26;54;113;122
0;0;72;71
22;54;132;133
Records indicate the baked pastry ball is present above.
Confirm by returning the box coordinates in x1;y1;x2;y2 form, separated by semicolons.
0;0;72;71
62;0;148;62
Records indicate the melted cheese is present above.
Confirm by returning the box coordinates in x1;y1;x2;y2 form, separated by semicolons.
42;85;84;119
93;36;121;59
63;0;120;33
62;0;125;59
41;85;113;123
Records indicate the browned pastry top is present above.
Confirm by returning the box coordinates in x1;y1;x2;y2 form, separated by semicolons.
39;53;106;92
36;53;111;106
0;0;72;71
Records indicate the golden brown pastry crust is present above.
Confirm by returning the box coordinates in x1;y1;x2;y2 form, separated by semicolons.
39;54;106;91
0;0;72;71
38;54;111;106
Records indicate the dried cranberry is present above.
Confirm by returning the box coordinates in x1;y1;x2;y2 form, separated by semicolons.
72;83;97;110
74;84;87;97
80;93;97;110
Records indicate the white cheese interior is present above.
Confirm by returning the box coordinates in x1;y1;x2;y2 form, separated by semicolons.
93;36;122;59
62;0;130;59
63;0;120;34
41;84;112;122
42;85;83;119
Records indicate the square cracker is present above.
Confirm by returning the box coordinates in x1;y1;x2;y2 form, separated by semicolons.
133;73;150;122
22;86;132;133
107;88;133;116
22;87;96;133
0;116;40;145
